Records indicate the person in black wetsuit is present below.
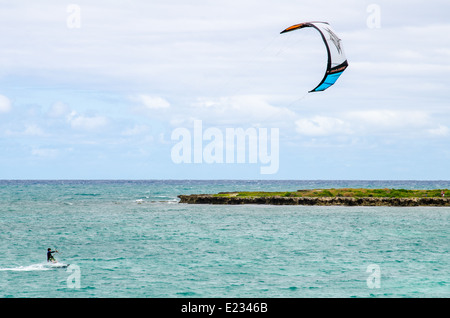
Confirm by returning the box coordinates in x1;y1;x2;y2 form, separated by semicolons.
47;248;58;263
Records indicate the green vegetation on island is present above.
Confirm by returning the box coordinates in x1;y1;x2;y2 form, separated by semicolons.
178;188;450;206
213;188;448;199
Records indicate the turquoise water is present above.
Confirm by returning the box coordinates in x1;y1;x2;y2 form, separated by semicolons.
0;180;449;298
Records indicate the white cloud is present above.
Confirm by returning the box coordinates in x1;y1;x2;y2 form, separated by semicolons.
67;111;108;130
428;124;449;137
23;124;46;136
0;95;12;113
31;147;59;158
5;124;47;137
121;124;150;136
295;116;353;137
133;95;170;110
48;101;71;117
295;110;449;139
347;110;430;131
187;95;296;127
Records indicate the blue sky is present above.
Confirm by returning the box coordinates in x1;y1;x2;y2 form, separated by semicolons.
0;0;449;180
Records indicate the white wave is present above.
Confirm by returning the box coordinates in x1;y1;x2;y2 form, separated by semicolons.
134;198;179;204
0;263;51;271
0;263;69;271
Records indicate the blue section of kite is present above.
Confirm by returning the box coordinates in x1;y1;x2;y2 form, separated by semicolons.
313;71;345;92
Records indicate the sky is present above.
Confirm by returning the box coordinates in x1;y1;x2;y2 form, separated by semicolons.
0;0;449;180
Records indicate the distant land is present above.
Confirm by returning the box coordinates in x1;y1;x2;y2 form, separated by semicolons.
178;188;450;206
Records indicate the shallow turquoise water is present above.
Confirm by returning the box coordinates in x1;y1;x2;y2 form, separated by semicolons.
0;180;449;297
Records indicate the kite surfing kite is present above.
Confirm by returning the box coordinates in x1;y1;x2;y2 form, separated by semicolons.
280;21;348;92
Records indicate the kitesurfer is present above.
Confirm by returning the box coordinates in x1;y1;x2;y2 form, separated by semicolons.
47;248;58;263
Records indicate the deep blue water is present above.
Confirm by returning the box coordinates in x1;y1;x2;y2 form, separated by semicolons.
0;180;449;298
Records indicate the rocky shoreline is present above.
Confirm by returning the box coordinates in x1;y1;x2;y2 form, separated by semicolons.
178;194;450;207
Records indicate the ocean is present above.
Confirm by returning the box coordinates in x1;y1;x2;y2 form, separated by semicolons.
0;180;449;298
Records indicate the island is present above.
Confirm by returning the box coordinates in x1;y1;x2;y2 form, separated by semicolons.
178;188;450;206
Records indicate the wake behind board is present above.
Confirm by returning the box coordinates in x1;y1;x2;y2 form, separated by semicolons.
0;263;70;271
47;263;70;268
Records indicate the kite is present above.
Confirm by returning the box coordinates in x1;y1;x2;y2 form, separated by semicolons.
280;21;348;92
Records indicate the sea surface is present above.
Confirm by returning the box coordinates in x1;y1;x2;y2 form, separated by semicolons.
0;180;449;298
